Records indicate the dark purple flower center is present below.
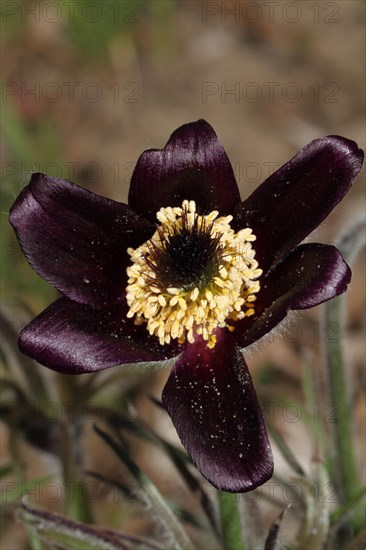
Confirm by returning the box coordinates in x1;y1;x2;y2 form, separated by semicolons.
145;206;224;292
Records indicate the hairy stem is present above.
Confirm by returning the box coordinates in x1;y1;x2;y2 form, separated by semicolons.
324;215;366;528
218;491;245;550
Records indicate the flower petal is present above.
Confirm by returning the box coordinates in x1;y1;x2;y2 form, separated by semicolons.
235;244;351;347
128;120;241;222
234;136;364;271
162;330;273;492
19;297;180;374
9;173;154;309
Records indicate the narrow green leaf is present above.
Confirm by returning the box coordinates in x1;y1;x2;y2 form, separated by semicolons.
323;215;366;531
294;462;330;550
264;508;287;550
300;356;327;455
0;307;49;405
86;471;134;500
268;426;305;476
105;405;219;535
94;425;195;549
20;501;130;550
154;432;219;536
21;501;169;549
330;486;366;525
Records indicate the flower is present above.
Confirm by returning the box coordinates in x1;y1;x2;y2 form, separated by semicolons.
9;120;363;493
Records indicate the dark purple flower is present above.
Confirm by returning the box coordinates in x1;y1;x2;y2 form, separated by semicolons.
9;120;363;493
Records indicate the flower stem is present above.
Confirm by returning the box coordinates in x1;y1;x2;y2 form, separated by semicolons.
324;215;366;526
324;297;358;504
218;492;245;550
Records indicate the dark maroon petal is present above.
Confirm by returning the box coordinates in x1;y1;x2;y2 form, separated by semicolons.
128;120;241;222
19;297;180;374
9;173;154;309
234;136;364;271
235;243;351;348
162;330;273;492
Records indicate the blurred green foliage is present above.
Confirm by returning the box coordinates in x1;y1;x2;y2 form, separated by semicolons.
1;0;176;311
65;0;139;61
46;0;176;62
1;88;59;311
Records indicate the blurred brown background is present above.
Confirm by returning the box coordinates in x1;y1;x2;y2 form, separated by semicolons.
1;1;365;548
2;0;365;307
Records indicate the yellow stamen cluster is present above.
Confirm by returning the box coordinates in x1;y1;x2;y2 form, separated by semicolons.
126;200;262;348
